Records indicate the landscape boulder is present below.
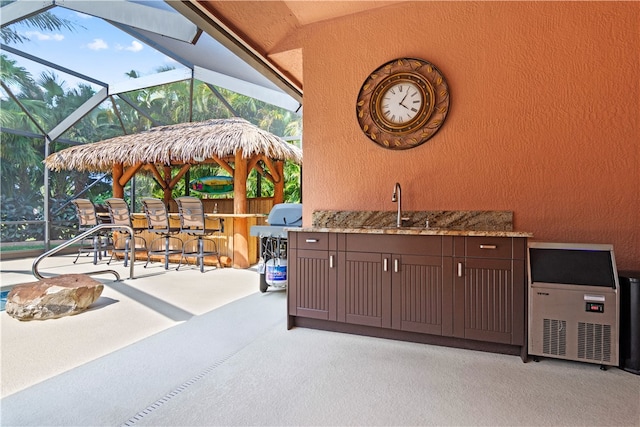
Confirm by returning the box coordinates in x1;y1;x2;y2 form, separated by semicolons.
5;274;103;321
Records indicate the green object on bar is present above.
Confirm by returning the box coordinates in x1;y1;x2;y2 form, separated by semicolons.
189;176;233;195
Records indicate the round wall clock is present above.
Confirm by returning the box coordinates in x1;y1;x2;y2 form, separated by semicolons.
356;57;450;150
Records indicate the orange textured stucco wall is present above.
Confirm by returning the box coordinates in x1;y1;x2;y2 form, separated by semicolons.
299;2;640;270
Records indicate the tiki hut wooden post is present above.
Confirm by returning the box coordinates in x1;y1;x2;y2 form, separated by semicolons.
112;163;125;198
163;165;172;206
273;160;284;205
233;149;249;268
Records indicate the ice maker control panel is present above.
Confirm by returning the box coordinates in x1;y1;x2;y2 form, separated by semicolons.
586;302;604;313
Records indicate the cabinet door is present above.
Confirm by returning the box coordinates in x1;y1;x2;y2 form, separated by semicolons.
288;248;337;321
392;254;453;336
453;258;524;344
338;251;391;328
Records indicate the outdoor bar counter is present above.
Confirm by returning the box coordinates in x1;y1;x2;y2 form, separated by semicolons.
130;213;267;268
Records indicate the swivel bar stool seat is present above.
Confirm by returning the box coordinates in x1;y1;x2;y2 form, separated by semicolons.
141;197;182;270
71;198;112;264
175;196;223;273
105;198;147;267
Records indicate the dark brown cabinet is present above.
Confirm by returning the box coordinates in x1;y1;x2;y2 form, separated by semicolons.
337;250;453;336
339;235;450;334
338;250;389;328
391;253;454;336
453;236;526;346
287;232;338;323
288;231;527;358
292;233;454;336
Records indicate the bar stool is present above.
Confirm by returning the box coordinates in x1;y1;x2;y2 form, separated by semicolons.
141;197;182;270
105;198;147;267
175;196;224;273
71;198;112;264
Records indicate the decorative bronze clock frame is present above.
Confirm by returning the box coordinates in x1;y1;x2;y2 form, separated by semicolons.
356;58;450;150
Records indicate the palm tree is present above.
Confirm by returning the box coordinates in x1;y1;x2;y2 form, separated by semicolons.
0;56;47;194
1;7;87;242
1;7;78;44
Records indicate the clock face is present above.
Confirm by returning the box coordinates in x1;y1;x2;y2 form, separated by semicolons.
380;81;423;126
370;72;435;134
356;58;450;150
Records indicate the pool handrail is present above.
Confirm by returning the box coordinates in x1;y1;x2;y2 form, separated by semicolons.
32;223;135;281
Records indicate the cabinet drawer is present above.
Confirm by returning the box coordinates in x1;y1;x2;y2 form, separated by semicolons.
296;232;330;250
345;234;442;256
465;237;512;259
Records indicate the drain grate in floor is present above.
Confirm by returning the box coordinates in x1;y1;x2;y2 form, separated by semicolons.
121;352;235;426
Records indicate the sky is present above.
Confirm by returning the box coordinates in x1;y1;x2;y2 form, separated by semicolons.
4;5;183;91
1;2;301;116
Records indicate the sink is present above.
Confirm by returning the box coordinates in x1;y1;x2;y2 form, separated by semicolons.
385;226;425;230
361;225;441;231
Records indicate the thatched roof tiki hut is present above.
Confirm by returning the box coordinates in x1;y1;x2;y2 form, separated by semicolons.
44;118;303;268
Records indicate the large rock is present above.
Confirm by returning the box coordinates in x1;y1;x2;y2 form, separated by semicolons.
5;274;103;321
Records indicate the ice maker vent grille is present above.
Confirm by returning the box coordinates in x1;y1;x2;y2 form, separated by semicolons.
577;322;611;362
542;318;566;356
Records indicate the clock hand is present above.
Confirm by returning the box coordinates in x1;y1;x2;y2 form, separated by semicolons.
399;91;409;105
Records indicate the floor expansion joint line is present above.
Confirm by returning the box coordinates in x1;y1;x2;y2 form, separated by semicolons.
120;352;236;426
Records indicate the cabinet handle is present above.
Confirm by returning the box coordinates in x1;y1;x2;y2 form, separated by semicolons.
383;258;388;272
305;239;318;243
394;259;399;273
329;255;334;269
458;262;463;277
480;244;497;249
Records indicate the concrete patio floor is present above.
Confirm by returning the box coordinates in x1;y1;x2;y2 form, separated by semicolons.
1;253;638;426
0;253;264;398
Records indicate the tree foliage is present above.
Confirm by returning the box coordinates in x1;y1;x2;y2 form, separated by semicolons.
1;9;301;244
0;7;79;44
1;62;302;243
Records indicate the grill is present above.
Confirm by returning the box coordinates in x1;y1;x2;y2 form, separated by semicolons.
250;203;302;292
251;203;302;238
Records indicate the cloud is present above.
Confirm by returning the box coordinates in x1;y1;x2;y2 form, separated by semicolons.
115;40;144;52
87;38;108;51
125;41;144;52
24;31;64;42
74;11;93;19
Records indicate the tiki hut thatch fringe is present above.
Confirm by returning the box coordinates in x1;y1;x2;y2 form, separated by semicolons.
44;118;302;172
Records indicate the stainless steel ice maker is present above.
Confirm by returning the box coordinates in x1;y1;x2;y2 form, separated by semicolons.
528;242;620;367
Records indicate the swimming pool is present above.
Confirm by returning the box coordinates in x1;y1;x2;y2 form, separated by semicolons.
1;290;8;311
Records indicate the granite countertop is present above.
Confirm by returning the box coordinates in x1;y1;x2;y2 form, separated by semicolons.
293;226;532;238
290;210;533;238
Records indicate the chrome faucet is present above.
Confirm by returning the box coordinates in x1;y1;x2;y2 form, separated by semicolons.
392;182;402;227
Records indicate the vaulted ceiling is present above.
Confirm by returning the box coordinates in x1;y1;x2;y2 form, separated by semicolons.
185;1;402;95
